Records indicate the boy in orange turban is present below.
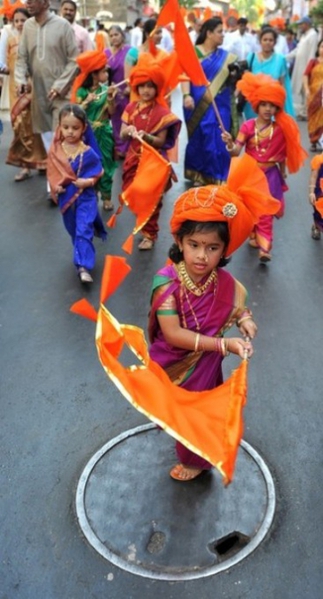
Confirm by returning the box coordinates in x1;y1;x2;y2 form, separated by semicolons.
120;54;181;250
222;72;307;262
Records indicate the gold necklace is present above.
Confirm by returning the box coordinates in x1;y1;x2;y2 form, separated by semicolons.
136;101;154;124
254;120;274;155
62;141;84;160
176;261;217;296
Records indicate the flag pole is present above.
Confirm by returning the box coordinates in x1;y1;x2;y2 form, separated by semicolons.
96;79;129;98
206;86;225;133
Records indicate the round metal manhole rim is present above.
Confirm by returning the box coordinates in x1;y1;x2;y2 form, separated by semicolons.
75;423;276;581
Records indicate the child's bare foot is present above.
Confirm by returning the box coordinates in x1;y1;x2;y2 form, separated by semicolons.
170;463;203;481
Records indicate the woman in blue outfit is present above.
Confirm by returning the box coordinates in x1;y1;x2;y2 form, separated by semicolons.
244;26;294;119
181;17;238;186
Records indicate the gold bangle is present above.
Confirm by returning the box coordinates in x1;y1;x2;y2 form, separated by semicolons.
194;333;200;352
237;315;253;326
237;309;253;327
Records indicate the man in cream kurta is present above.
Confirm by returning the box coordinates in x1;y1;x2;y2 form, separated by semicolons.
15;0;78;136
287;16;319;119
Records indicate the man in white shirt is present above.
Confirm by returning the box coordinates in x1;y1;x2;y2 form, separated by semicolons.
159;26;173;52
189;19;202;45
130;18;143;48
60;0;93;53
223;17;257;60
287;16;319;119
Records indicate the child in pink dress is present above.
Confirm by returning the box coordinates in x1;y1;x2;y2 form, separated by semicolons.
222;72;307;262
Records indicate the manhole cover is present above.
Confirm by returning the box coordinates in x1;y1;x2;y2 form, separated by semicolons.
76;423;276;580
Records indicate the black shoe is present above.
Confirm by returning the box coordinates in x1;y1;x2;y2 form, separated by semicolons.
46;193;57;207
311;225;321;240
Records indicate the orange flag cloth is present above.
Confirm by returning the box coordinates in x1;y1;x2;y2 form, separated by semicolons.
157;0;209;86
0;0;24;19
96;300;248;486
121;139;172;236
157;51;184;95
71;253;250;484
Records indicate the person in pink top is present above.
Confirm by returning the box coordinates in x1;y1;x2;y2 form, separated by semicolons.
60;0;93;54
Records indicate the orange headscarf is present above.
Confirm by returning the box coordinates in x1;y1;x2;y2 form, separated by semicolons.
170;154;281;257
70;50;107;102
237;72;307;173
129;54;167;106
269;17;286;31
0;0;25;20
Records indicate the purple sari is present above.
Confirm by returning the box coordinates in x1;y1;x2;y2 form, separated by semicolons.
105;45;131;156
149;263;247;469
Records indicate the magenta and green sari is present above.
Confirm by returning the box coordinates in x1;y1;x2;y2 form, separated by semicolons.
148;263;247;469
236;119;288;253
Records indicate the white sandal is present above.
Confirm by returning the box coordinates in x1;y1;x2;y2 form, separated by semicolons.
78;268;93;283
138;237;154;250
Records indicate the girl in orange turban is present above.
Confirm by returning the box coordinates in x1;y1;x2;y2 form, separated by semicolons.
222;72;307;262
148;154;279;481
120;54;181;250
71;50;117;212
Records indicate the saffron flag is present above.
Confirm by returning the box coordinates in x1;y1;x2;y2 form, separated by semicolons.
72;255;249;485
157;0;209;87
158;51;184;94
121;139;171;235
95;302;248;486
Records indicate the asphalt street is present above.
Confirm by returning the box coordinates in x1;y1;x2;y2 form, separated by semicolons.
1;98;323;599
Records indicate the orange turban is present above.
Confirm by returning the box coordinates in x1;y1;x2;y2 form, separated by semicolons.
237;72;307;174
129;54;166;106
269;17;286;31
70;50;107;102
0;0;25;20
170;154;281;257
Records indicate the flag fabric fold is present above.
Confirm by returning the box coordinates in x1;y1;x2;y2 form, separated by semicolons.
121;139;172;235
95;300;249;485
157;0;209;87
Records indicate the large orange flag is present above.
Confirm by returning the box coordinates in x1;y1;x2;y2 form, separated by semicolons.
96;303;248;486
158;51;184;94
121;139;171;235
157;0;209;87
72;255;249;485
